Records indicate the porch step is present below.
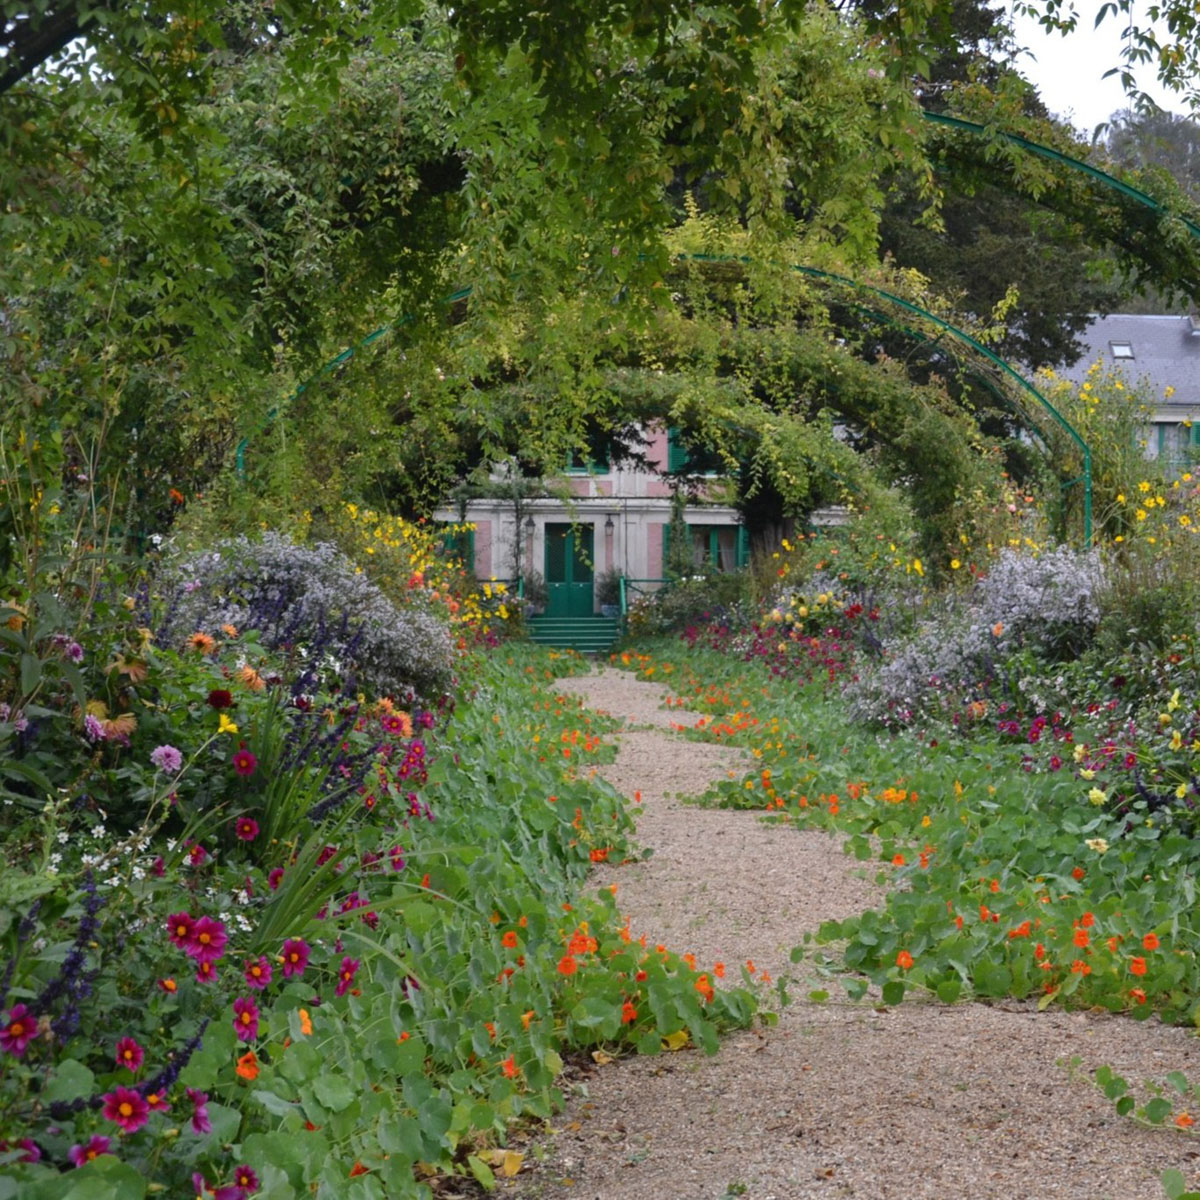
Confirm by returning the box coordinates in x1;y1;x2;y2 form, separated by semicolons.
527;615;621;654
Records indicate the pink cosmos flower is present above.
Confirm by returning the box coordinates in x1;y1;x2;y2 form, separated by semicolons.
234;816;259;841
1;1137;41;1163
188;916;227;962
0;1005;37;1057
193;1173;245;1200
232;996;259;1043
167;911;196;949
335;956;361;997
280;938;310;978
114;1036;144;1073
267;867;284;891
69;1135;112;1166
186;1088;212;1135
102;1086;150;1133
195;959;218;985
188;843;209;867
231;748;258;777
244;956;273;990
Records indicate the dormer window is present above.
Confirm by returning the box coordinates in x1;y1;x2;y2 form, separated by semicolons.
1110;341;1134;359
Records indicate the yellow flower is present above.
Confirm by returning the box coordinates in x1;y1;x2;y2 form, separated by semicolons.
1176;783;1189;799
1171;730;1183;751
950;559;961;570
1138;481;1152;493
1088;787;1107;806
218;713;239;735
1116;493;1125;504
1168;688;1181;712
1085;838;1109;854
1136;509;1147;521
1073;745;1086;763
1079;768;1095;780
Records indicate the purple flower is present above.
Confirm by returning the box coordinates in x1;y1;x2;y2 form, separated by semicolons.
69;1135;112;1166
232;996;259;1043
186;1087;212;1134
1;1137;41;1164
102;1086;150;1133
66;641;84;663
267;867;284;891
0;1004;37;1057
114;1036;144;1073
280;938;310;979
231;748;258;777
84;713;105;742
335;956;360;997
150;744;184;774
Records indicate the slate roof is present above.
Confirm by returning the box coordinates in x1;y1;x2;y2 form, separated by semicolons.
1055;314;1200;410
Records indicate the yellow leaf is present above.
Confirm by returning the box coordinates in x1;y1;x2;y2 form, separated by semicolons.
662;1030;690;1052
591;1049;615;1065
501;1151;524;1178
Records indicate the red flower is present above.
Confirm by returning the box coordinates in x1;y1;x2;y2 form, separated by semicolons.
234;817;259;841
501;931;518;949
233;1166;260;1192
1129;957;1147;977
235;1051;259;1081
195;959;218;985
501;1055;517;1078
621;1001;638;1024
188;916;228;962
896;950;914;970
114;1037;144;1073
244;956;272;990
232;997;260;1042
280;938;310;978
69;1135;112;1166
1143;932;1160;951
166;911;196;950
206;689;234;709
0;1004;37;1057
335;956;361;997
231;748;258;777
557;954;577;976
157;977;178;994
268;867;284;890
1071;866;1086;881
102;1086;150;1133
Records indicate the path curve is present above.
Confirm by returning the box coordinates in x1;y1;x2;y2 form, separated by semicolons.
503;666;1200;1200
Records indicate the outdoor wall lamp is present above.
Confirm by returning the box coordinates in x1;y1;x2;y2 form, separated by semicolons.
604;514;615;533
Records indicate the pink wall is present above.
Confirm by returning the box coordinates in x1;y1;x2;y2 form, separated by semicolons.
646;426;669;471
646;523;664;578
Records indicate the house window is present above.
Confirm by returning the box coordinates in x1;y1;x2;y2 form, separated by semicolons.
1110;341;1134;359
437;524;475;565
666;427;723;475
662;524;749;573
1154;422;1198;468
566;440;611;474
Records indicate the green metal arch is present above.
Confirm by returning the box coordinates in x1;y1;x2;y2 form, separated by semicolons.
239;255;1094;544
678;253;1092;543
923;111;1200;244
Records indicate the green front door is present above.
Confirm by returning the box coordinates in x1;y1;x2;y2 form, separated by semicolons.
545;523;594;617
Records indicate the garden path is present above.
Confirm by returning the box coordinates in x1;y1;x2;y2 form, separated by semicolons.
501;665;1200;1200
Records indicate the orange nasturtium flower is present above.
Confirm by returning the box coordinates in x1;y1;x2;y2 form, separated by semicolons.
557;954;578;976
1143;932;1160;951
298;1009;313;1036
235;1051;259;1081
1073;928;1090;948
1129;957;1148;977
501;931;519;949
501;1055;518;1078
1071;866;1086;881
1130;988;1147;1005
621;1001;638;1024
896;950;914;970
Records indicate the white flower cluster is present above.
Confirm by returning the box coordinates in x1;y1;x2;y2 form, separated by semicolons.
165;531;454;699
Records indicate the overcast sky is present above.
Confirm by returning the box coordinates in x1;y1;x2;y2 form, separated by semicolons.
1007;5;1189;137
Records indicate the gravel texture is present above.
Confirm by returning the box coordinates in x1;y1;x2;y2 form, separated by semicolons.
501;666;1200;1200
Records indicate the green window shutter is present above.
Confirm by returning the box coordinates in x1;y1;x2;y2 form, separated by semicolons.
666;427;688;473
736;526;749;568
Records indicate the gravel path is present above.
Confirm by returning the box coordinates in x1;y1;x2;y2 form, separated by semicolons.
502;666;1200;1200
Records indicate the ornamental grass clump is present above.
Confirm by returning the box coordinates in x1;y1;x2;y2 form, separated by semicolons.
162;531;454;700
